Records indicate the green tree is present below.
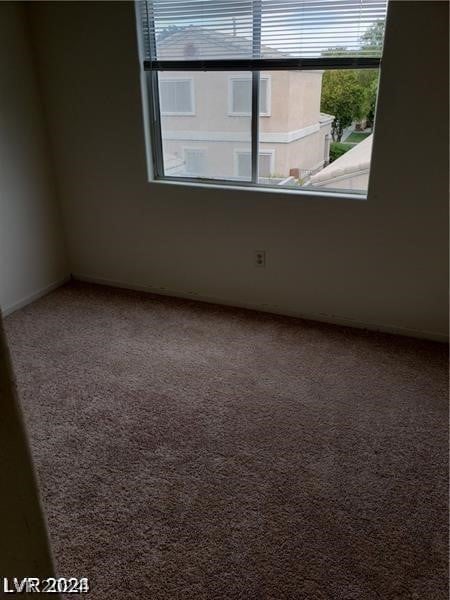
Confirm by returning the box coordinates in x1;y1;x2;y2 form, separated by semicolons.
355;69;379;126
360;20;385;54
320;20;385;135
365;76;379;126
357;20;385;124
321;70;365;141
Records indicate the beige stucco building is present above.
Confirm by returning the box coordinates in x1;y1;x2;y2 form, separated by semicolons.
158;29;333;183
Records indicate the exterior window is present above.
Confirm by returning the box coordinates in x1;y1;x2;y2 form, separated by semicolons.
159;79;194;115
236;151;273;179
184;148;207;176
139;0;388;195
230;77;270;116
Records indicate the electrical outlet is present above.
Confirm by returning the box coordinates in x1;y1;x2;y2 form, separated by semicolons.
255;250;266;268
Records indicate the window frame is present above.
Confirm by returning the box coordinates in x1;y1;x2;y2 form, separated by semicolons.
159;77;195;116
228;75;271;117
140;1;385;196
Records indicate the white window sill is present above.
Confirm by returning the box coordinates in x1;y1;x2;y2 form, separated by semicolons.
228;113;271;118
161;112;196;117
149;176;368;201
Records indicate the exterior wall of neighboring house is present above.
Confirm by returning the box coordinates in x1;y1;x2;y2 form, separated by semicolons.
157;34;332;181
287;70;322;131
160;70;332;180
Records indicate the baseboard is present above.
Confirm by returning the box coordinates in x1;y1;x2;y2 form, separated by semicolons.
73;274;448;343
1;276;71;317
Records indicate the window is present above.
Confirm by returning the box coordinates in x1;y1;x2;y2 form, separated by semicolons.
159;78;194;115
230;77;270;116
183;148;207;176
139;0;388;194
236;151;274;179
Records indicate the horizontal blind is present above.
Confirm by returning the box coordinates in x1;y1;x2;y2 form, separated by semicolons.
144;1;254;61
260;1;388;58
139;1;152;63
140;0;387;64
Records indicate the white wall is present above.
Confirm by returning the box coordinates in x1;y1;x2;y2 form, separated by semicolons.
29;1;448;341
0;2;68;315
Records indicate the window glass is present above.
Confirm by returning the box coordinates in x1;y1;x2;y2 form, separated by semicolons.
159;71;251;181
144;1;387;195
259;152;272;177
236;152;251;178
231;80;250;114
230;78;269;115
160;79;193;114
237;152;273;179
257;69;380;192
184;149;206;176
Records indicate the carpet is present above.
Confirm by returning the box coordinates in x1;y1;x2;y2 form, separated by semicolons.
4;281;448;599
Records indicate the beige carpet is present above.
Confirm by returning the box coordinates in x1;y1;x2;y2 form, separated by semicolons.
4;281;448;599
